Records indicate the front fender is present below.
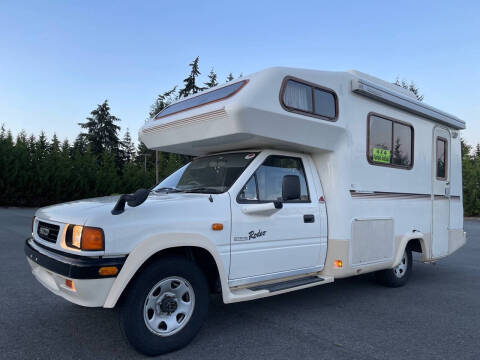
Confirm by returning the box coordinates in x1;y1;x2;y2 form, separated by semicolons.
103;233;229;308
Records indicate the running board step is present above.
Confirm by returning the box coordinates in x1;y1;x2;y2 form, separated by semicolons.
248;275;325;292
227;275;334;303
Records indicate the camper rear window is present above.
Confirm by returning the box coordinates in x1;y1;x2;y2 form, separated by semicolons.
281;77;337;121
367;114;414;169
154;80;248;119
436;138;447;179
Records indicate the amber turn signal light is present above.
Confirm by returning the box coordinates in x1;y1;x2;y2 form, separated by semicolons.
211;223;223;231
334;259;343;268
65;279;76;291
98;266;118;276
81;227;105;251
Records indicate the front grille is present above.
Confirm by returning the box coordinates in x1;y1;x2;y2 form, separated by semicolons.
37;221;60;243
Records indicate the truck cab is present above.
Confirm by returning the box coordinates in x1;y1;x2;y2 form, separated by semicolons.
155;149;328;285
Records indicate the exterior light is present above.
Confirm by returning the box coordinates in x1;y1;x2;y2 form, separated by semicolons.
65;279;76;291
66;225;104;251
81;227;105;251
211;223;223;231
98;266;118;276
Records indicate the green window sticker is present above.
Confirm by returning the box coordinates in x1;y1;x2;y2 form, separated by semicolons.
372;148;391;164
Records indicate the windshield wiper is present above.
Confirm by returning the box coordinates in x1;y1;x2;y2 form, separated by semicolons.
154;187;183;193
183;187;222;194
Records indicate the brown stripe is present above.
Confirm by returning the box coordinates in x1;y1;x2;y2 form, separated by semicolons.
350;191;460;200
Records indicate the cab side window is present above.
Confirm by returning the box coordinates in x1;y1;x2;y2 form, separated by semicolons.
238;155;310;203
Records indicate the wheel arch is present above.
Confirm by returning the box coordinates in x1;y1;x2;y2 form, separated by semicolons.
393;232;427;267
103;233;229;308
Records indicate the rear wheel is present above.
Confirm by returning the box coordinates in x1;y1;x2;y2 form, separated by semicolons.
119;257;209;356
375;249;412;287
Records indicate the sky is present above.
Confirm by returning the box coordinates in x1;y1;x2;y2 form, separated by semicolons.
0;0;479;146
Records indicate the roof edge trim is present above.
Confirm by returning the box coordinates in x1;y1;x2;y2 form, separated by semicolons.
351;78;466;130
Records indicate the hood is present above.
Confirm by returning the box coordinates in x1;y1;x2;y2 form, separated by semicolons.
35;196;121;224
35;192;215;225
34;191;231;256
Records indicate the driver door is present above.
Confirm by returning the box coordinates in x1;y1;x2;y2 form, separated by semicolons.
229;154;323;285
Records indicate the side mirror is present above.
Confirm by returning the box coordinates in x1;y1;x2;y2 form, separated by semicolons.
282;175;301;201
127;188;150;207
111;188;150;215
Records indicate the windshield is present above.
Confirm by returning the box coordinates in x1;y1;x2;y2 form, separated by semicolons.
153;152;258;194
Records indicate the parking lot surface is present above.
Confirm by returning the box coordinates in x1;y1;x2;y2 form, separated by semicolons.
1;207;479;359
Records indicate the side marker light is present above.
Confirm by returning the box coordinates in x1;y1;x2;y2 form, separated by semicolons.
98;266;118;276
212;223;224;231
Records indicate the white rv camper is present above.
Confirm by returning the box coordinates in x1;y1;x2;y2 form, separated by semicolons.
25;67;466;355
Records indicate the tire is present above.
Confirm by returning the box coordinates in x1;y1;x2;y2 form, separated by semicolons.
375;249;412;287
119;257;209;356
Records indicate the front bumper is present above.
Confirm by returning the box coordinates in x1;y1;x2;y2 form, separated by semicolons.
24;238;126;307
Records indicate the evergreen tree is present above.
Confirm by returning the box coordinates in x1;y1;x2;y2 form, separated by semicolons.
78;100;121;157
226;73;234;82
178;57;205;98
36;131;49;159
0;125;7;197
121;129;136;163
136;142;155;171
461;139;480;216
394;77;424;101
204;68;218;88
164;152;183;178
73;133;88;154
475;144;480;159
71;145;98;200
47;134;65;201
12;131;30;204
61;138;72;159
96;152;118;195
149;86;177;118
50;133;60;153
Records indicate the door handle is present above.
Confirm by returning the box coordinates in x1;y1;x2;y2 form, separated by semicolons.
303;214;315;223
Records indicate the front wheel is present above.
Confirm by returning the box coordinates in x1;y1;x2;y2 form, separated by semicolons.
375;249;412;287
119;257;209;356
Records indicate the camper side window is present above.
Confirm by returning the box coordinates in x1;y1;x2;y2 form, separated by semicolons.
367;114;413;169
238;156;310;203
281;77;337;121
436;138;447;180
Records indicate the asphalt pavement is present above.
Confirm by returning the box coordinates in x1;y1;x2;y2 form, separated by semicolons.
0;207;479;359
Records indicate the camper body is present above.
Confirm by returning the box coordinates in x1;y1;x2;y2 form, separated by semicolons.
25;67;466;355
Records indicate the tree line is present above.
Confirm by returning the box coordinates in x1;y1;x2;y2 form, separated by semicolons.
461;141;480;216
0;57;240;206
0;63;479;216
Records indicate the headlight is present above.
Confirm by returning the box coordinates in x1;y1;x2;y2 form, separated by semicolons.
66;225;104;251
